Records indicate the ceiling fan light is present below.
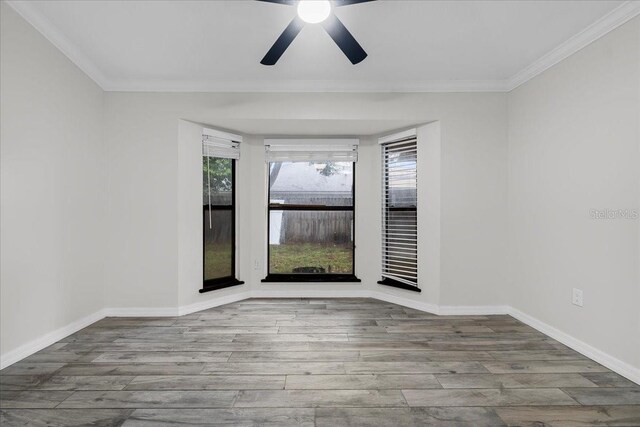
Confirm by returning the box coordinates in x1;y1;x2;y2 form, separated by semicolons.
297;0;331;24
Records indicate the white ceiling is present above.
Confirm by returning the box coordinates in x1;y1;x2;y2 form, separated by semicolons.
7;0;639;92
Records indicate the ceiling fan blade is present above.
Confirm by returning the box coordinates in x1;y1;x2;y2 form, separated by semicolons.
334;0;376;6
261;16;305;65
321;14;367;64
255;0;296;5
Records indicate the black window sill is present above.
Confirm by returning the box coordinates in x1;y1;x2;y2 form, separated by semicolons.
262;274;361;283
200;278;245;293
377;278;421;293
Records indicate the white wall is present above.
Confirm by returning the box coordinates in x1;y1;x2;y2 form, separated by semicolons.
417;122;442;306
508;16;640;371
103;92;509;310
1;3;105;357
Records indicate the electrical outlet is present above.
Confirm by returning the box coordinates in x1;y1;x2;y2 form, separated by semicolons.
253;259;261;270
572;288;584;307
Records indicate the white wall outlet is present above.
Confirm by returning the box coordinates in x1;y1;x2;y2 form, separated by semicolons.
572;288;584;307
253;259;261;270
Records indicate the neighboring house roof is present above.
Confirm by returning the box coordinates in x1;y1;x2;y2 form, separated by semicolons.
271;162;352;193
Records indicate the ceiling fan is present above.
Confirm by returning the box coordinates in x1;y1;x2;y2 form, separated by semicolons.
257;0;375;65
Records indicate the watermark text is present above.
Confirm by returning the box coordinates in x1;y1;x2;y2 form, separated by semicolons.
590;208;638;220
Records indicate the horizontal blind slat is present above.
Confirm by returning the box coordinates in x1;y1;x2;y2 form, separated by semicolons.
382;271;418;281
203;135;241;160
381;274;417;286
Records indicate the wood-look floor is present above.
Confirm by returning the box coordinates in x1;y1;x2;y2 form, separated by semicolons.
1;298;639;426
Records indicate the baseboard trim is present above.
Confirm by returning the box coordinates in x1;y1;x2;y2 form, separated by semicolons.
370;291;439;314
178;291;253;316
508;307;640;385
0;309;107;370
251;289;371;299
2;292;638;386
439;305;510;316
370;291;509;316
103;307;180;317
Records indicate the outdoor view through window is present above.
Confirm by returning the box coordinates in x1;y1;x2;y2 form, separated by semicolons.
203;157;234;283
268;161;354;277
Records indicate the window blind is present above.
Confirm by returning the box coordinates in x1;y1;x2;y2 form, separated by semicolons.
202;128;242;160
381;137;418;288
264;139;359;162
202;136;240;159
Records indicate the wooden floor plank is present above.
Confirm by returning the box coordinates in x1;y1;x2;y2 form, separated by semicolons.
562;388;640;405
34;375;135;391
402;388;578;407
315;407;506;427
277;326;387;334
308;341;432;351
234;389;408;408
62;341;312;352
581;372;640;388
202;362;347;375
125;375;285;390
57;390;238;408
344;361;490;374
482;360;610;374
0;390;74;409
285;374;441;389
229;351;359;362
90;352;231;363
358;350;495;362
122;408;315;426
277;319;378;327
1;363;65;376
54;363;206;376
487;350;587;361
232;333;349;342
435;373;598;389
0;375;45;391
495;405;640;426
0;409;133;426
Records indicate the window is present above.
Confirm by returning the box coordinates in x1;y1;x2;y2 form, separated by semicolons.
201;130;243;292
379;135;420;292
263;139;360;282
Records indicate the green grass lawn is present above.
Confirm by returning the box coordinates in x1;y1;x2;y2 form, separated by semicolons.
204;243;232;280
269;242;353;274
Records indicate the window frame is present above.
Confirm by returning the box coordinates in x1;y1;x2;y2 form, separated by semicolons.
378;137;421;293
201;158;244;293
262;161;360;283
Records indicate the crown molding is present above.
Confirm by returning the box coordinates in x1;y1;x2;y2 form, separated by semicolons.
6;0;640;93
5;0;110;90
103;78;509;93
507;1;640;91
